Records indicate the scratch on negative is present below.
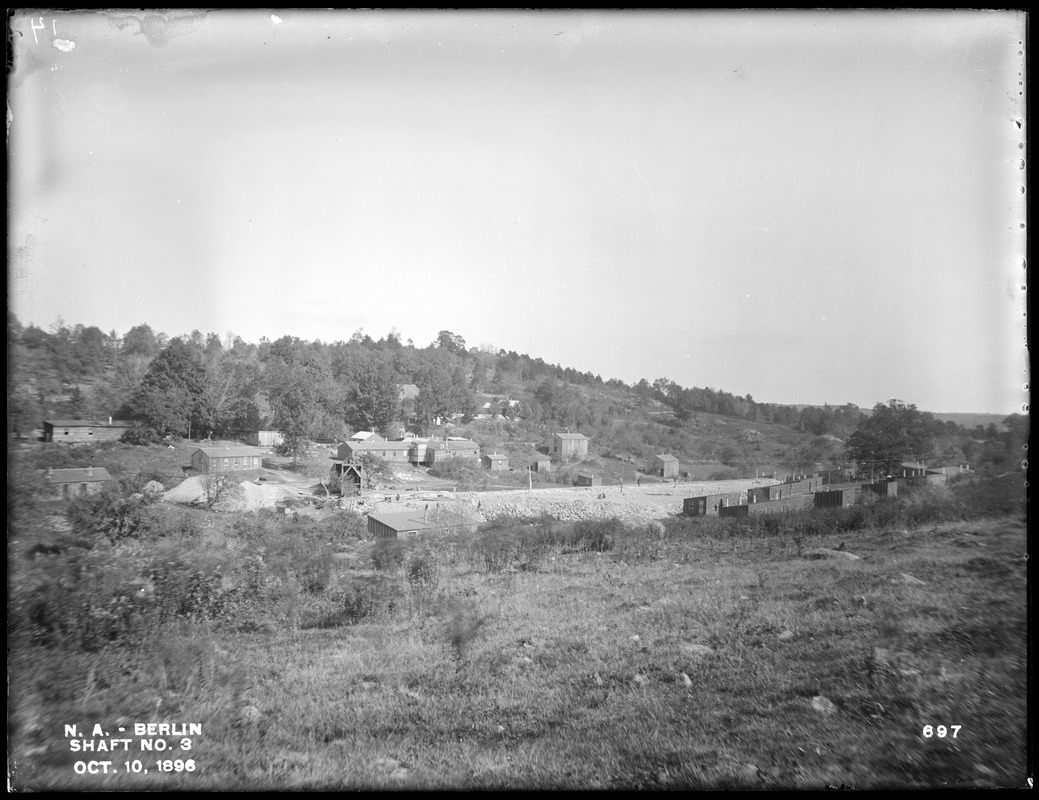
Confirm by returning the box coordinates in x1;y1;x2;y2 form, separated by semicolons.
631;157;658;234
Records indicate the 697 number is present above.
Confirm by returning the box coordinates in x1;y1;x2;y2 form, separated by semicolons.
922;725;961;738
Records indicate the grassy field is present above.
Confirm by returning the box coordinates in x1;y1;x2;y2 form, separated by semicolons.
8;478;1029;790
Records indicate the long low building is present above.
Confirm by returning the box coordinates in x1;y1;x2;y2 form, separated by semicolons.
367;509;471;538
38;466;115;500
44;419;132;444
191;446;264;473
683;491;744;516
720;493;817;517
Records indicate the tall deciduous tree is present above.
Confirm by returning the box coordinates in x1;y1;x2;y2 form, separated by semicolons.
345;361;401;436
845;399;935;477
127;338;207;437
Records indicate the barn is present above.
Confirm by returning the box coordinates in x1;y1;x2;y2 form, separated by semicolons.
191;446;264;473
43;419;132;444
647;454;680;478
38;466;114;500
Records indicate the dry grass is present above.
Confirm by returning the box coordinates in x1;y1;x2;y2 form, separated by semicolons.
8;510;1028;790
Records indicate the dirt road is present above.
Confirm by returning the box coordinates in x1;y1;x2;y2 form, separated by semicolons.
356;478;779;526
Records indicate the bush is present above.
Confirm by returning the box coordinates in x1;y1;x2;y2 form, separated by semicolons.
120;423;162;445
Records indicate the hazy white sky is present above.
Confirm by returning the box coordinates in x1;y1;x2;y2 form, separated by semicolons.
8;10;1028;414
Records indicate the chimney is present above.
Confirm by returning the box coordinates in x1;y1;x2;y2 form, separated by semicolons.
109;416;112;425
87;466;93;476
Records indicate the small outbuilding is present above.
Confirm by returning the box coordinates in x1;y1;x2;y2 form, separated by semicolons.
647;454;680;478
531;459;552;473
550;432;590;460
191;446;264;473
575;470;601;487
482;453;509;471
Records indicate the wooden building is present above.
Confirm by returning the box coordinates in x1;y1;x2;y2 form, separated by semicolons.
191;446;264;473
683;492;743;516
813;484;862;509
425;437;480;465
550;432;590;460
482;453;509;471
720;493;816;517
647;454;680;478
531;459;552;473
367;509;465;538
241;429;284;448
337;439;412;463
747;476;821;504
38;466;114;500
862;479;898;498
43;419;132;444
330;462;366;491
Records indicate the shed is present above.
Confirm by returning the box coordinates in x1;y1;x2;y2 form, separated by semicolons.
531;459;552;473
38;466;115;501
43;419;132;444
575;470;601;487
647;454;680;478
482;453;509;471
550;432;590;460
191;446;264;473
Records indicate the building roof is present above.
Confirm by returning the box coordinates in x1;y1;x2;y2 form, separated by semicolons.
193;446;264;458
428;438;479;450
367;511;441;533
485;453;508;460
349;431;383;441
554;432;589;440
44;419;132;428
653;454;679;462
39;467;114;484
343;440;411;451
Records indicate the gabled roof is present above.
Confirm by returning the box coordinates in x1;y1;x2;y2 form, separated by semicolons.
653;454;680;462
39;467;114;484
349;431;383;441
485;453;508;460
44;419;132;428
194;446;264;458
554;432;589;440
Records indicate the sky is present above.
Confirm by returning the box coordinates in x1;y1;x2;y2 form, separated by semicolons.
8;9;1028;415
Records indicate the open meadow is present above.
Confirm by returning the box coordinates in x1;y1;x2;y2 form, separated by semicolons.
8;472;1029;790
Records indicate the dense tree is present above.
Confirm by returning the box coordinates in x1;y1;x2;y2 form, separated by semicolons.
345;361;401;436
845;399;935;477
126;338;207;437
